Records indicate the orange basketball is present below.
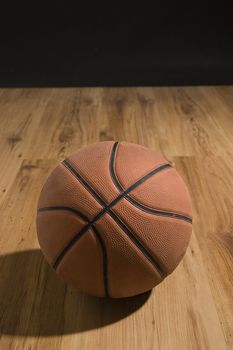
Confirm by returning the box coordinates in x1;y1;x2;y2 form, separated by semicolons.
37;142;192;298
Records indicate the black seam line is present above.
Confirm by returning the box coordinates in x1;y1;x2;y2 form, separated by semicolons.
38;206;89;223
110;142;123;191
63;159;106;207
54;153;171;271
107;210;164;276
91;225;109;297
46;206;109;297
53;221;92;269
125;196;192;223
110;141;192;224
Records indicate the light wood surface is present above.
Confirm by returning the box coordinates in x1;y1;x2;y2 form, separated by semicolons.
0;86;232;350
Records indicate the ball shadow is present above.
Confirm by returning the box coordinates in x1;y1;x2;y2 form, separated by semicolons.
0;249;151;336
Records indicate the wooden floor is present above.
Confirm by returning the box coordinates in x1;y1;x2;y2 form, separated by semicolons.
0;86;232;350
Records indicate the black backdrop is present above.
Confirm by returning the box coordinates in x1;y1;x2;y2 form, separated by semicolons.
0;1;233;86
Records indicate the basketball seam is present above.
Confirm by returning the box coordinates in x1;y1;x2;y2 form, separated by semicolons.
110;142;192;224
91;225;109;297
63;159;106;207
123;196;192;223
52;220;93;269
106;210;164;276
44;212;109;297
38;206;89;222
37;207;109;285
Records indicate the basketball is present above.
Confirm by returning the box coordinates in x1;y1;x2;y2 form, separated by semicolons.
37;141;192;298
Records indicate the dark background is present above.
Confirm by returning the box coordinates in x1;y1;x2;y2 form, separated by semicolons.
0;1;233;86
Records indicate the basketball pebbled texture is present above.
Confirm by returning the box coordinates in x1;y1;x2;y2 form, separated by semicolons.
37;141;192;298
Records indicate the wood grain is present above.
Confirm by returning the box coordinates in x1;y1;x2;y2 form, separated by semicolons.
0;86;232;350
